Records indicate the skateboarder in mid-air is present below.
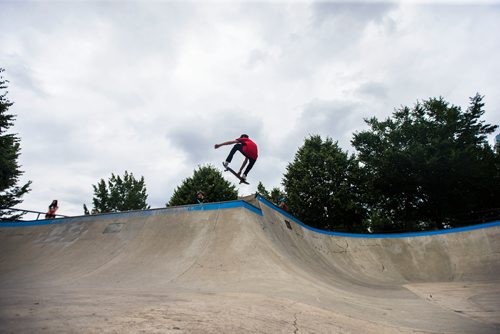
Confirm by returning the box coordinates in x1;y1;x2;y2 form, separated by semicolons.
214;134;258;182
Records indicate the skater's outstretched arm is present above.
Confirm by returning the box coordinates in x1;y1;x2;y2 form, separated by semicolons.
214;140;239;149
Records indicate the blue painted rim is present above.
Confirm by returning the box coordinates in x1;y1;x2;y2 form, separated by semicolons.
3;195;498;239
0;200;263;227
256;195;500;238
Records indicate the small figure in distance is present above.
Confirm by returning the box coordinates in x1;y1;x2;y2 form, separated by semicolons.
45;200;59;219
214;134;258;182
278;198;289;212
196;190;206;204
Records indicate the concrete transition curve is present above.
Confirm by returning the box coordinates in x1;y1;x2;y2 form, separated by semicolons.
0;195;499;333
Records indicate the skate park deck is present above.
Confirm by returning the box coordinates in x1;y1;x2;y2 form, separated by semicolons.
0;195;499;333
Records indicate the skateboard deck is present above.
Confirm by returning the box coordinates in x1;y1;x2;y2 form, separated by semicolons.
223;164;250;185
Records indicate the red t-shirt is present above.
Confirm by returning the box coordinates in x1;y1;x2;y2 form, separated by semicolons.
237;137;258;160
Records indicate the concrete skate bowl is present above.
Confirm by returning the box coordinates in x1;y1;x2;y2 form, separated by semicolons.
0;195;499;333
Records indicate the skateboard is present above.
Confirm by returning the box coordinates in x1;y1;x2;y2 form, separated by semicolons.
223;164;250;185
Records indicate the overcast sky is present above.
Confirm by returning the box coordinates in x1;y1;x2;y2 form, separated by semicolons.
1;0;499;218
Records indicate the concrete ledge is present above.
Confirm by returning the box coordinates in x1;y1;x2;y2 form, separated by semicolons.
0;200;263;227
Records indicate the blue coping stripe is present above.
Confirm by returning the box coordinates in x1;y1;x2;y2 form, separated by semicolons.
187;200;263;217
5;195;498;238
0;200;263;227
255;195;500;239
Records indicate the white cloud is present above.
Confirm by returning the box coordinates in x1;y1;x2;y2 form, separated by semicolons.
1;1;499;217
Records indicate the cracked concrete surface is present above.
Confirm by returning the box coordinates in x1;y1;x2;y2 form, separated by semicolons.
0;197;499;333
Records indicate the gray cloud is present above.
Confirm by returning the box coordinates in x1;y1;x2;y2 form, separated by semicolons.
296;99;363;151
167;109;265;164
356;81;388;99
1;1;499;216
312;2;396;26
245;49;270;70
308;2;398;54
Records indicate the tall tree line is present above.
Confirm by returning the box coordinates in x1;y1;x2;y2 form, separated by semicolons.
282;94;499;233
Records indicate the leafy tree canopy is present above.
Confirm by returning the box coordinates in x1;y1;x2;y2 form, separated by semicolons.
283;135;365;231
168;164;238;206
352;94;499;231
0;68;31;220
257;181;286;205
91;171;149;213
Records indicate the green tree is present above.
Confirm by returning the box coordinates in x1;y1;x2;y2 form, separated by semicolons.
257;181;286;205
0;68;31;220
352;94;499;231
283;135;365;231
92;171;149;212
257;181;270;199
92;179;110;213
168;164;238;206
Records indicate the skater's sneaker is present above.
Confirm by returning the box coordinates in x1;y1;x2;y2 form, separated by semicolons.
241;174;247;181
223;161;229;168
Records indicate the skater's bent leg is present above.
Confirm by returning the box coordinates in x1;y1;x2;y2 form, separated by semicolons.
243;159;256;176
238;158;248;175
225;144;243;163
